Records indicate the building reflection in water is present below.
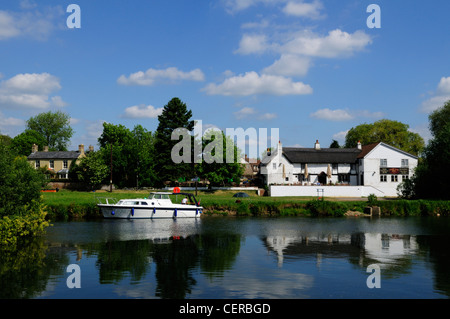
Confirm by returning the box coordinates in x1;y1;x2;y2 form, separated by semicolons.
264;233;418;269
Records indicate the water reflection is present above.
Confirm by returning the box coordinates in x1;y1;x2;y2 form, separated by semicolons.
1;217;450;298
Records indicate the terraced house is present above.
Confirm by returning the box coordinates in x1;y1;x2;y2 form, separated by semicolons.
27;144;91;179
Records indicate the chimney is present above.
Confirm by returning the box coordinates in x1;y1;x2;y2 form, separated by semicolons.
78;144;85;156
314;140;321;150
44;146;49;152
278;140;282;162
357;141;362;150
89;145;94;152
32;144;38;153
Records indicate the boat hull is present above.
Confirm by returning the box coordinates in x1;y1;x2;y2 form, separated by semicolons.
99;205;202;219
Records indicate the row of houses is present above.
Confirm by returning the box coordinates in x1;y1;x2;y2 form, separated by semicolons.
27;139;418;197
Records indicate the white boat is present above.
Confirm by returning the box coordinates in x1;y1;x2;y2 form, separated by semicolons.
97;192;203;219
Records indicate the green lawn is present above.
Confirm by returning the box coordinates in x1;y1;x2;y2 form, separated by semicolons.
41;189;319;206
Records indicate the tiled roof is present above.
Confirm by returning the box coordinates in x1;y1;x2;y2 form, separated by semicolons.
27;151;82;160
282;147;361;164
356;142;381;159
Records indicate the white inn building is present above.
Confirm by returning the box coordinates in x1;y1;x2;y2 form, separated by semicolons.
260;140;418;197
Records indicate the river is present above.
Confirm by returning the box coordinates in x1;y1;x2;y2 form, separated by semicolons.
1;216;450;300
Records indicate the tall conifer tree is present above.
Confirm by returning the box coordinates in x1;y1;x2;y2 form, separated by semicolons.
154;98;195;186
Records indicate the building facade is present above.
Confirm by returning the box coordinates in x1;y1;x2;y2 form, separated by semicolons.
27;144;91;179
260;140;418;197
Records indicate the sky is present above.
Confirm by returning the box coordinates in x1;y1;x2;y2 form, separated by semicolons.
0;0;449;157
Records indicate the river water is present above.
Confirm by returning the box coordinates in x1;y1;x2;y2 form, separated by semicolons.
1;216;450;300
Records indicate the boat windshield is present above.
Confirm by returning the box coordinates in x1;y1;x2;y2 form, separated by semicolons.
149;193;170;200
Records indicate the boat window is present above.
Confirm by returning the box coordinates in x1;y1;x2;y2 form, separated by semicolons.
154;194;161;199
161;194;170;200
140;202;148;205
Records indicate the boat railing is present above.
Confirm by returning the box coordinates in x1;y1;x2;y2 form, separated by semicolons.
96;197;119;205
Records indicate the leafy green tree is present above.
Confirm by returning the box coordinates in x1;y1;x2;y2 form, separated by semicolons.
154;98;195;186
0;144;46;217
26;111;74;151
98;122;133;188
412;100;450;199
0;134;12;147
70;151;109;190
198;130;244;186
11;129;47;156
345;119;424;156
98;123;157;188
130;125;156;188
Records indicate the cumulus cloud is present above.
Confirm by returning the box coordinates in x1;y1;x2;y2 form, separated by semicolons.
117;67;205;86
262;54;311;77
282;0;324;19
310;108;384;121
0;4;64;41
332;130;349;142
0;72;66;109
0;111;25;136
121;104;163;119
310;108;353;121
282;29;372;58
421;76;450;113
202;71;313;96
234;34;271;55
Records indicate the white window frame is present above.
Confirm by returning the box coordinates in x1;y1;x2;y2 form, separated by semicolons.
49;160;54;169
380;159;387;167
401;159;409;167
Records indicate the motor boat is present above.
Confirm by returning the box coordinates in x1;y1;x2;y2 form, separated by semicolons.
97;192;202;219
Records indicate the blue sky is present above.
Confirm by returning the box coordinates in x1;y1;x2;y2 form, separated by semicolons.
0;0;449;156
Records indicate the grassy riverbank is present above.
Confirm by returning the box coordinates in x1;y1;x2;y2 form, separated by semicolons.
41;189;450;220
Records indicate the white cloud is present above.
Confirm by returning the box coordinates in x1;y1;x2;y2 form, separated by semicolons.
282;29;372;58
310;108;353;121
0;5;64;41
332;130;349;142
202;71;313;96
117;67;205;86
437;76;450;94
282;0;324;19
310;108;384;121
0;111;25;137
262;54;311;76
0;73;66;109
235;34;271;55
421;76;450;112
121;104;163;119
234;107;257;119
258;112;277;120
222;0;283;13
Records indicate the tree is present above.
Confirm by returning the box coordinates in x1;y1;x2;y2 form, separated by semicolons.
411;100;450;199
11;129;47;156
344;119;425;156
130;125;156;188
329;139;341;148
154;98;195;186
0;144;46;217
98;122;133;189
197;130;244;186
70;151;109;190
26;111;74;151
98;123;157;188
